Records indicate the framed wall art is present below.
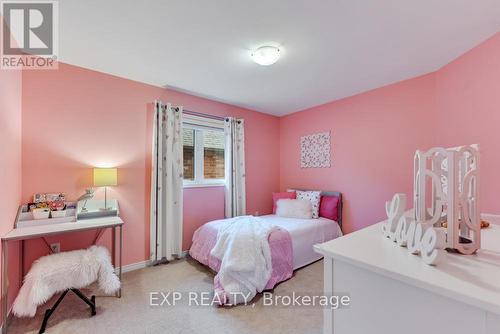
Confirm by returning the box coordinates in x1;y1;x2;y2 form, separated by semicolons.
300;131;331;168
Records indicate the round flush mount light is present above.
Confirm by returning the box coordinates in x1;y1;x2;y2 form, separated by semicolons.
251;45;281;66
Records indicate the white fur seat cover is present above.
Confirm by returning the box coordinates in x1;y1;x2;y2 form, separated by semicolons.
13;245;120;317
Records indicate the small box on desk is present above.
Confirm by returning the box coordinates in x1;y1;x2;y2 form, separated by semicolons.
16;202;78;228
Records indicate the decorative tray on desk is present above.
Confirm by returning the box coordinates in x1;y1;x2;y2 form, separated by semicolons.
15;202;78;228
77;199;119;220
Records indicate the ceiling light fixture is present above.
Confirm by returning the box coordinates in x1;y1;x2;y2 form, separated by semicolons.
251;45;281;66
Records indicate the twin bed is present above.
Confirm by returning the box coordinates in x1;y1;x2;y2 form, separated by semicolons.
189;191;343;301
259;214;343;269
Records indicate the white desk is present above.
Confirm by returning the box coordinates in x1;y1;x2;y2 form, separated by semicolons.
314;219;500;334
1;216;124;333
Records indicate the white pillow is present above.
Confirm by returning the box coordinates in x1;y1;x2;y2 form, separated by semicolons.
294;190;321;218
276;199;313;219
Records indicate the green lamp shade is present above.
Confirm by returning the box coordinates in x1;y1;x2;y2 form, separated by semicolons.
93;168;118;187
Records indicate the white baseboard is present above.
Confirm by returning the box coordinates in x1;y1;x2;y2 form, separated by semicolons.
117;260;151;273
481;213;500;225
117;251;189;274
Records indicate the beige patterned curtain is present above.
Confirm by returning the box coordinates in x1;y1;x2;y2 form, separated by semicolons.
150;101;183;263
224;118;246;217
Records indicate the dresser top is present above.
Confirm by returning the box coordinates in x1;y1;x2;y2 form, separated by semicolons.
314;216;500;315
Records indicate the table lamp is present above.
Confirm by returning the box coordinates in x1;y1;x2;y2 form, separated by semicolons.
93;168;117;210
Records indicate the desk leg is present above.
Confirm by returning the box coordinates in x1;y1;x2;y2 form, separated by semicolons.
19;241;24;290
118;225;122;298
111;226;116;270
2;240;8;334
111;227;121;298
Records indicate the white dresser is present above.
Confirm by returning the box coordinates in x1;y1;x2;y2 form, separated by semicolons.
314;217;500;334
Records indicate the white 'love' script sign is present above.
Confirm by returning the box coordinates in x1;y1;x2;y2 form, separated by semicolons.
390;215;446;265
383;194;446;265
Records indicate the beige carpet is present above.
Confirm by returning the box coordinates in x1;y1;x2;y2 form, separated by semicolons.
8;258;324;334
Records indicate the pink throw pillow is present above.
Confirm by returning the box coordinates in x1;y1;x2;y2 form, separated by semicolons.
273;191;296;214
319;195;339;221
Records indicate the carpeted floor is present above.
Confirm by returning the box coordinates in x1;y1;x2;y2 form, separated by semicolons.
8;258;324;334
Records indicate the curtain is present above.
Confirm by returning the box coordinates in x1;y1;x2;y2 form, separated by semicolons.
150;101;183;263
224;117;246;218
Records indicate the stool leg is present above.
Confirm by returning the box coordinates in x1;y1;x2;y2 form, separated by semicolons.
70;289;96;316
91;296;96;316
39;290;69;334
39;309;51;334
38;289;96;333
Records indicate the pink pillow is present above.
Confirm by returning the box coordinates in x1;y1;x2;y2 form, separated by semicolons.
319;195;339;221
273;191;296;214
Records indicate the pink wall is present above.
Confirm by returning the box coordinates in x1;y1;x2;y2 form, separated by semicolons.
279;74;437;233
435;33;500;214
279;32;500;234
0;66;22;307
21;62;280;268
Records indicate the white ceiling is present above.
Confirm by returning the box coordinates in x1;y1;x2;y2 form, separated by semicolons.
59;0;500;116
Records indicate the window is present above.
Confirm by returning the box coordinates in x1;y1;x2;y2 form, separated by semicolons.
183;128;195;181
203;129;225;179
183;115;225;187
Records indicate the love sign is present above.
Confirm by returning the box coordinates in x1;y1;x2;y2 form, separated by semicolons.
394;216;446;265
382;193;406;242
383;194;446;265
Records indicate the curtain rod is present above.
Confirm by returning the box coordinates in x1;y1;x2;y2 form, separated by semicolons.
156;100;238;122
182;108;226;121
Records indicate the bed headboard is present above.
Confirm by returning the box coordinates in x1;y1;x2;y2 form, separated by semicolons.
294;189;343;230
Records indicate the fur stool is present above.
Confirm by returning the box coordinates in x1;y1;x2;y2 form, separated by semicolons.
12;246;120;332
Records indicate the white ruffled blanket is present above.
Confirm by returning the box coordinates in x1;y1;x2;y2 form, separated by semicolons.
210;215;277;305
13;245;120;317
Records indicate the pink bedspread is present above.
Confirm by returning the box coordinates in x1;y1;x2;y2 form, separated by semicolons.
189;219;293;292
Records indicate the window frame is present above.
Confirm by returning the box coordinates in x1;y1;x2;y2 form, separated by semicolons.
182;115;225;188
